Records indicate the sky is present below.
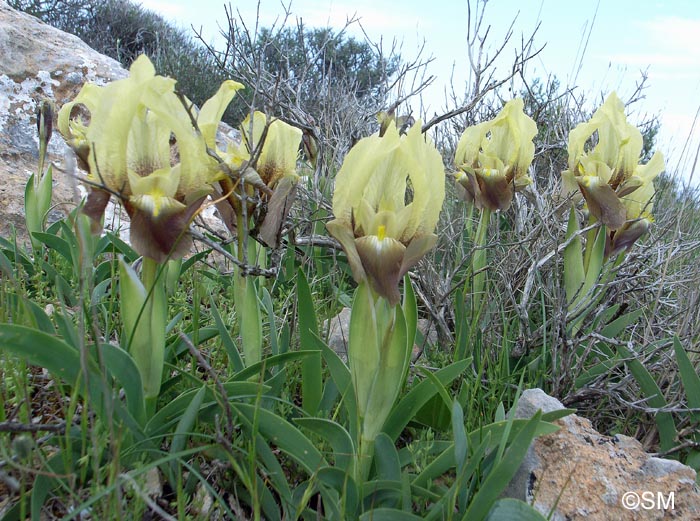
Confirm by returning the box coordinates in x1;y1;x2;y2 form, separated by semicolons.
139;0;700;185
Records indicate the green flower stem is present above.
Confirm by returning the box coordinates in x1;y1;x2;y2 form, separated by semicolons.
120;257;167;416
357;434;376;484
141;257;167;415
470;207;492;330
234;209;262;366
349;281;409;482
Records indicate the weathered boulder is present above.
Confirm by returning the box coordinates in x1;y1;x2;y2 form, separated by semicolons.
0;0;127;243
505;388;700;520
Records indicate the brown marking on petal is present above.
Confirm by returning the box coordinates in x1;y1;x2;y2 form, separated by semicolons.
455;173;476;205
577;179;627;230
608;219;649;257
82;188;111;233
259;176;298;248
213;181;239;235
474;171;514;212
355;236;405;306
125;196;206;262
616;177;643;198
399;234;438;279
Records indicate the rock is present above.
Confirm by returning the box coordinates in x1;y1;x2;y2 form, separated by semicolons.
325;307;352;360
505;388;700;520
0;0;127;243
324;307;437;362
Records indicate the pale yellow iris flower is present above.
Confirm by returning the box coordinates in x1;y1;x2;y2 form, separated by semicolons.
561;92;664;232
58;55;242;261
454;98;537;211
327;121;445;305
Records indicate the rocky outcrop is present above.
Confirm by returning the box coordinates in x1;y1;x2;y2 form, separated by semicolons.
0;0;127;243
506;389;700;520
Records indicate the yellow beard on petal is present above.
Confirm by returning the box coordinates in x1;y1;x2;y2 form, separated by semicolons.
377;224;387;242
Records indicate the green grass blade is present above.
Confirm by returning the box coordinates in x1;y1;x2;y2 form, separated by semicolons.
233;402;327;475
383;359;471;441
297;267;322;415
209;294;245;373
464;412;543;520
618;344;676;452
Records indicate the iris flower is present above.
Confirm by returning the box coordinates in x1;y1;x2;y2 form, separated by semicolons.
211;111;303;247
58;55;240;261
607;152;663;256
561;92;664;231
454;98;537;211
326;121;445;305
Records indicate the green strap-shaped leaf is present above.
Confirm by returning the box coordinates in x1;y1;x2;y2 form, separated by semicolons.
383;359;471;441
97;342;146;426
579;225;606;306
0;325;145;441
169;384;207;479
231;350;319;382
294;417;355;471
673;336;700;469
320;338;358;440
618;343;677;452
234;270;262;366
209;294;245;373
317;466;359;519
145;381;268;436
563;207;585;307
374;432;401;482
232;403;328;475
297;267;322;415
359;508;424;520
464;412;543;520
31;232;72;263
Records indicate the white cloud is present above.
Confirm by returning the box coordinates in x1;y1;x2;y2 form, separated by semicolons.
608;52;700;68
641;16;700;57
607;16;700;70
